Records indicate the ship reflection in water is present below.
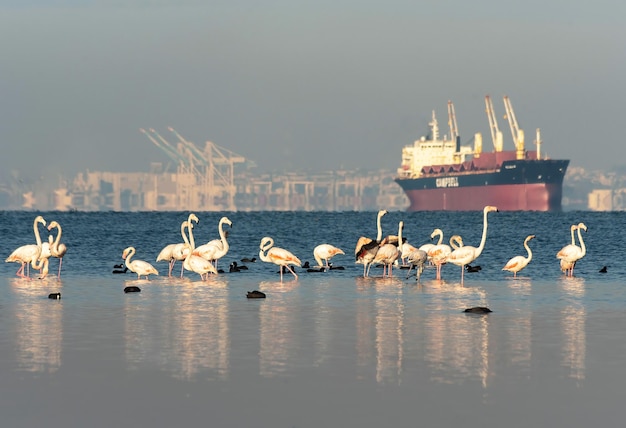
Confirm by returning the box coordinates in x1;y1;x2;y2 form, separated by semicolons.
6;277;586;386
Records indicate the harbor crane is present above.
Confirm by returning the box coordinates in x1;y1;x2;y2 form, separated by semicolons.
484;95;504;152
503;95;525;159
447;100;459;143
140;127;248;210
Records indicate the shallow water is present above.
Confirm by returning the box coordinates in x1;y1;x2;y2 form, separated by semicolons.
1;210;626;427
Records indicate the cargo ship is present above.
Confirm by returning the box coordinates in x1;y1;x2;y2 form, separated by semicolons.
394;96;569;211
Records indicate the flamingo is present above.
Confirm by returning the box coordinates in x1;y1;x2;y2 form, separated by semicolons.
428;229;453;280
502;235;535;277
156;219;192;277
405;247;428;281
259;237;302;281
47;221;68;279
446;206;499;282
419;228;444;266
122;247;159;279
355;209;387;277
193;216;232;269
372;221;403;277
183;213;218;280
400;241;419;265
557;224;578;275
557;223;587;277
5;215;47;279
313;244;344;268
36;235;54;279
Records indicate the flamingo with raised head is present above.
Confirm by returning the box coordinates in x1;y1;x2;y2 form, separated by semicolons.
502;235;535;277
428;229;453;280
47;221;68;279
156;219;192;277
183;213;218;280
122;247;159;280
446;206;499;282
557;223;587;277
259;237;301;281
5;216;47;279
355;209;387;277
193;216;232;269
372;221;403;277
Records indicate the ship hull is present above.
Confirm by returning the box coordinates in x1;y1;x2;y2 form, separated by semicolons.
395;159;569;211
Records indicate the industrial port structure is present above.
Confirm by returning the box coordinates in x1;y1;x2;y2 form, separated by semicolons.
2;128;407;212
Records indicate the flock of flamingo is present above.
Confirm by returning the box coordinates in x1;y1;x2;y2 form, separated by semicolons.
4;206;589;283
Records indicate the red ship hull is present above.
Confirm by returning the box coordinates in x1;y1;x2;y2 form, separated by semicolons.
403;182;564;211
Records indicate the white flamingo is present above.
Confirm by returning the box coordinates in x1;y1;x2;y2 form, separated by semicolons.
447;206;499;282
193;216;232;269
557;224;578;275
502;235;535;277
372;221;403;277
557;223;587;277
428;229;452;280
183;213;218;280
355;209;387;277
122;247;159;280
156;219;191;277
406;247;428;281
313;244;344;268
47;221;68;279
259;237;302;281
5;215;47;279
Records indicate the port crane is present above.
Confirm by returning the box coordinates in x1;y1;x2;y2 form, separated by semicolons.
503;95;525;159
484;95;504;152
140;127;248;210
447;100;459;143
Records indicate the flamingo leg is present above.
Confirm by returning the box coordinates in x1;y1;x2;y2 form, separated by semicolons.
286;265;298;279
57;258;63;279
180;263;185;278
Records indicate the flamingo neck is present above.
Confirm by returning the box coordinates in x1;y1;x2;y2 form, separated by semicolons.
124;248;135;270
397;222;403;246
524;239;533;262
577;227;586;256
259;238;273;263
52;223;62;250
186;214;198;251
218;219;229;251
33;217;44;247
475;208;491;256
376;212;384;242
434;229;443;245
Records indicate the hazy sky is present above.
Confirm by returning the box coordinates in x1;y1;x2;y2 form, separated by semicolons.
1;1;625;182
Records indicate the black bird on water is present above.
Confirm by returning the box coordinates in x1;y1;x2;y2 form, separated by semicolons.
599;266;608;273
247;290;266;299
48;292;61;300
464;307;492;314
465;264;482;273
113;267;129;274
124;286;141;293
241;257;256;263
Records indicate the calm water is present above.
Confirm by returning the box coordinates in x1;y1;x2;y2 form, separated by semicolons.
1;210;626;428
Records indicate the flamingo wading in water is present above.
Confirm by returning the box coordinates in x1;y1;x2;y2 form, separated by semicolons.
5;215;47;279
556;223;587;277
502;235;535;278
355;209;387;277
446;206;499;282
47;221;68;279
259;237;302;281
313;244;344;268
122;247;159;280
